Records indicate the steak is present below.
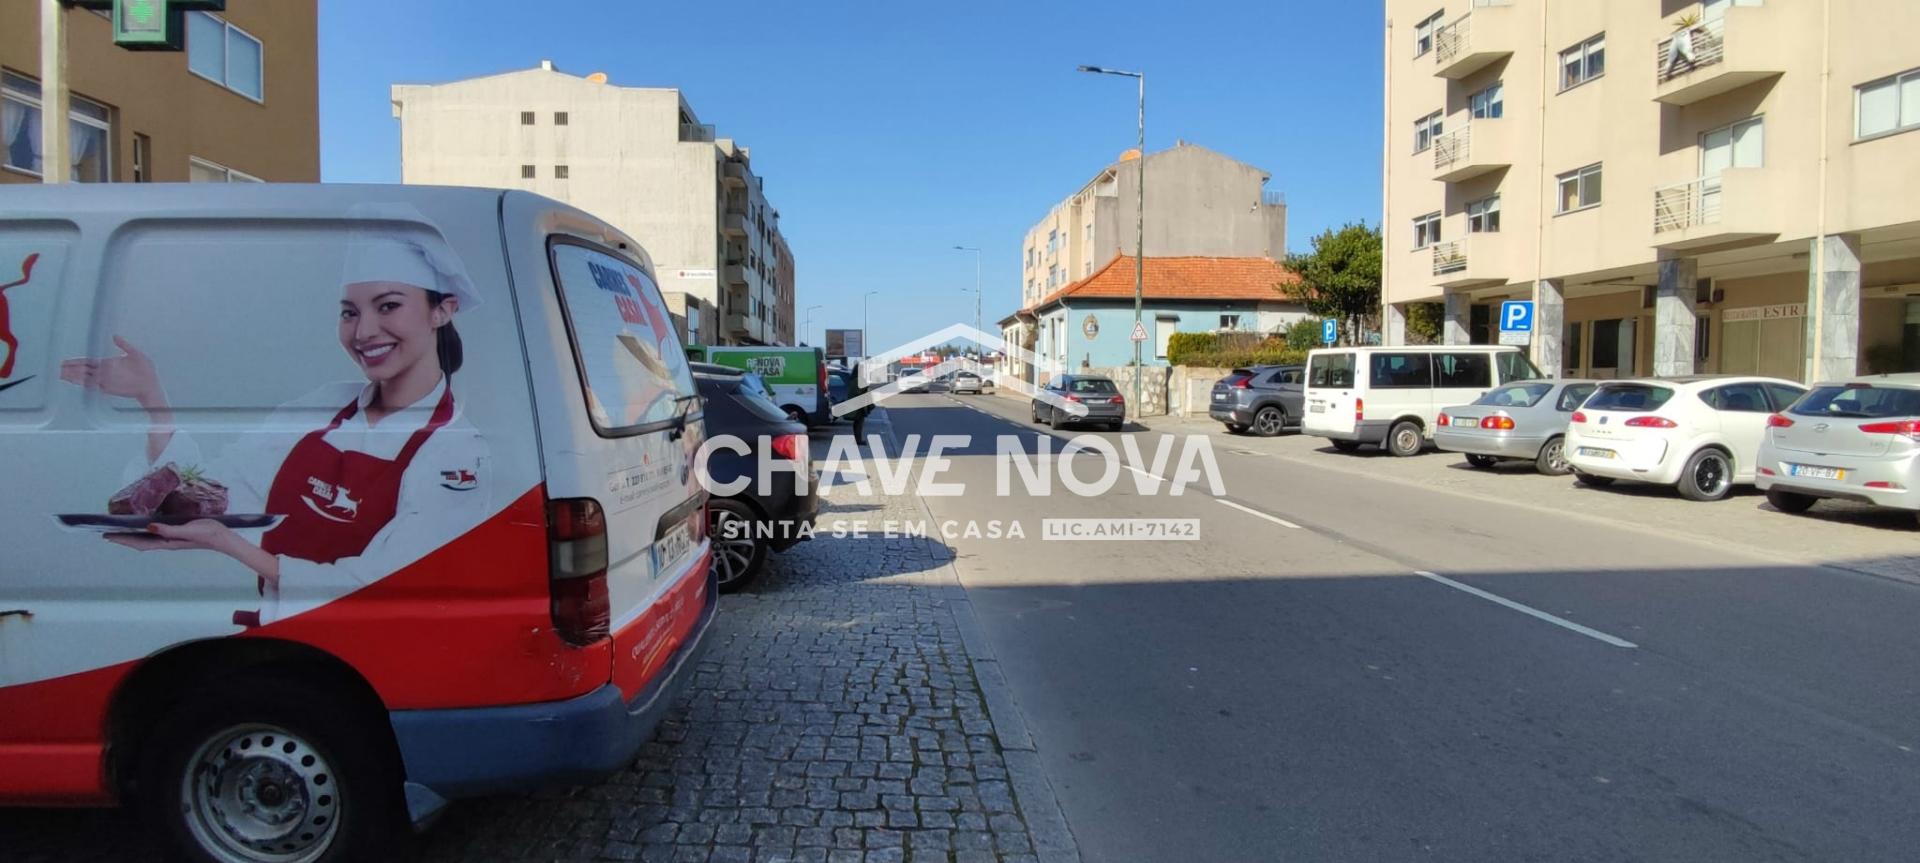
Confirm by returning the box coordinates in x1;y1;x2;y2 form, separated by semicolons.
108;464;182;515
160;478;229;517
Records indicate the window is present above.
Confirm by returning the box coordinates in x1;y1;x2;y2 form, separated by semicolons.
1590;318;1623;367
1413;11;1443;57
1155;317;1176;359
1413;111;1444;152
1412;212;1443;249
1560;34;1606;91
554;165;569;179
1069;378;1118;394
521;111;535;125
1498;351;1543;382
1085;223;1093;245
1467;196;1501;233
132;133;150;182
187;157;260;183
1;72;111;181
1309;352;1355;388
1695;313;1711;362
1565;322;1584;372
521;164;535;179
1855;68;1920;140
1701;117;1764;176
1790;384;1920;419
1220;314;1242;330
1047;229;1059;257
1436;353;1492;388
554;111;568;125
1370;353;1432;389
188;12;263;101
1701;382;1770;413
549;241;696;436
1556;384;1598;412
1763;383;1807;412
1556;163;1603;213
1470;82;1504;119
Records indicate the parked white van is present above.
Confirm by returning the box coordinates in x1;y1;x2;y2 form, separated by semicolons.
0;184;715;861
1302;345;1543;456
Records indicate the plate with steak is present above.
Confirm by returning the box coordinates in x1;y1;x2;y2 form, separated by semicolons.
59;463;279;533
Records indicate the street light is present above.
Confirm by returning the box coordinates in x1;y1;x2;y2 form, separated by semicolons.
863;290;880;364
803;304;823;347
952;245;982;337
1078;64;1145;421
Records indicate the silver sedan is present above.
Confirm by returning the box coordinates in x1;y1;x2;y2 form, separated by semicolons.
1435;379;1597;475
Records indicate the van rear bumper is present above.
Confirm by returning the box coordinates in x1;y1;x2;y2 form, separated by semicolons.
388;565;718;824
1308;420;1390;444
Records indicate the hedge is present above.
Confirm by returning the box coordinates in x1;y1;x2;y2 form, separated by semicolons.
1167;331;1305;368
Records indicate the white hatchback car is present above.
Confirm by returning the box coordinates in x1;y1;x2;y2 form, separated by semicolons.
1756;375;1920;521
1564;376;1808;501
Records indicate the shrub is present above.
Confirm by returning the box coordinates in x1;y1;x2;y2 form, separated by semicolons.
1170;334;1306;369
1165;332;1218;365
1283;318;1322;351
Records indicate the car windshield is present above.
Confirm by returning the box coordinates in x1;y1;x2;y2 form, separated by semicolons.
1790;384;1920;419
1583;384;1675;412
1070;379;1118;394
1474;383;1553;407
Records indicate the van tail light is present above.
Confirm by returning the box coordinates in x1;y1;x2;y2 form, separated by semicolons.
770;432;809;464
1110;395;1125;406
1437;413;1450;427
1355;398;1365;423
1767;414;1795;429
818;360;828;394
548;496;610;646
1480;416;1516;431
1571;411;1588;424
1623;416;1678;428
1859;420;1920;440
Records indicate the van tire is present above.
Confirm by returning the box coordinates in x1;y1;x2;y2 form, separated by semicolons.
1766;488;1818;514
1385;421;1424;458
1331;440;1362;453
138;676;403;863
1678;448;1735;502
709;498;769;592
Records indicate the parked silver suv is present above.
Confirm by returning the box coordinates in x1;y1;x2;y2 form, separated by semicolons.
1756;374;1920;522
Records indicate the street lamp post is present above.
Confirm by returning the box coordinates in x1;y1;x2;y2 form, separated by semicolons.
803;304;823;348
863;290;880;369
1077;64;1145;420
951;246;982;337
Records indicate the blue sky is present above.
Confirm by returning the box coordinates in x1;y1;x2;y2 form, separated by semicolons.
319;0;1383;351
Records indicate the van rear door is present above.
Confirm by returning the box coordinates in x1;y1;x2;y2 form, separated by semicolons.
1303;351;1358;435
501;193;712;702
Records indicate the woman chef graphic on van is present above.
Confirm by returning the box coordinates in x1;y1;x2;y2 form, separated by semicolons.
61;228;491;626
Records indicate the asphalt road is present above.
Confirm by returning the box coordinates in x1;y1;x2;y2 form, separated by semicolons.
877;391;1920;863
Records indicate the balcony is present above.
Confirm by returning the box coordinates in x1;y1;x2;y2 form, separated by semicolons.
1650;168;1780;251
724;261;748;285
1429;234;1508;289
1431;123;1510;183
723;213;748;237
1653;13;1785;106
722;160;747;187
679;123;715;143
1433;1;1516;80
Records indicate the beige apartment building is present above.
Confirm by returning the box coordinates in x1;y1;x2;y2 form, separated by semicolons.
1;1;318;185
1383;0;1920;382
391;62;793;346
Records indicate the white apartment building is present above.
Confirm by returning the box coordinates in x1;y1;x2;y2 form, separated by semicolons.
391;61;792;346
1384;0;1920;382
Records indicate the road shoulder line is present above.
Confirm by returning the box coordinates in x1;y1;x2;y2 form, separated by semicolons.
1415;570;1639;648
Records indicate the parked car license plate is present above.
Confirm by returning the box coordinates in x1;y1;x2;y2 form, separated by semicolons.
1788;464;1845;481
1576;446;1615;459
653;522;695;573
1213;392;1229;401
1309;403;1326;413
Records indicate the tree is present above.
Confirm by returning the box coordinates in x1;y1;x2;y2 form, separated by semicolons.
1405;302;1444;344
1281;223;1382;346
1283;318;1322;351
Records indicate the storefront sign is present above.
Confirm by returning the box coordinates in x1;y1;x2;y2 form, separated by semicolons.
1722;303;1806;323
671;269;717;280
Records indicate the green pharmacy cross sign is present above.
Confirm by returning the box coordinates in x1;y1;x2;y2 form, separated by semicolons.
68;0;226;51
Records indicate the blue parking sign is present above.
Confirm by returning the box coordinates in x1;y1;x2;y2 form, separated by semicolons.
1321;318;1338;345
1499;301;1534;332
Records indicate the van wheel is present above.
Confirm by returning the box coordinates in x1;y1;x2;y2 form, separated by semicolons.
1574;471;1615;488
1534;437;1572;476
708;498;768;592
1766;489;1817;514
1678;448;1734;502
1331;440;1362;453
1251;407;1287;437
783;406;807;424
1464;454;1499;469
1385;421;1424;458
139;676;402;863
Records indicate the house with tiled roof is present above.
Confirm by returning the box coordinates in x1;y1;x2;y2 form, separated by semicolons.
1000;253;1309;377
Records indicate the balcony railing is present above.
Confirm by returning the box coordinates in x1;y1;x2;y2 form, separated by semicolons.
679;123;715;143
1433;127;1471;172
1431;241;1468;277
1655;18;1725;84
1652;177;1723;233
1435;15;1472;67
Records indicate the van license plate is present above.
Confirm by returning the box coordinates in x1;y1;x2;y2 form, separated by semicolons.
654;522;695;574
1788;464;1844;481
1309;403;1326;413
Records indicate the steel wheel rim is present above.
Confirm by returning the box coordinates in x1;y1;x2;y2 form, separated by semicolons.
182;724;340;863
1255;410;1282;435
1544;441;1567;473
1695;454;1729;496
1396;428;1419;453
707;509;757;585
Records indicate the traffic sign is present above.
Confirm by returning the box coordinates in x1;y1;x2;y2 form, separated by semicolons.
1130;321;1148;342
1321;318;1338;345
1499;300;1534;333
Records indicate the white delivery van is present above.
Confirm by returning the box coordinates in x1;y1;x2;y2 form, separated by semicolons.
0;184;715;861
1302;345;1542;456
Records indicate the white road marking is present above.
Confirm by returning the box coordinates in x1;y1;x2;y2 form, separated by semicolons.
1214;498;1301;529
1414;570;1639;649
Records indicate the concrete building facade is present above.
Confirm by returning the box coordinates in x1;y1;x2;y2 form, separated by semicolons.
1;1;318;185
391;62;792;346
1383;0;1920;382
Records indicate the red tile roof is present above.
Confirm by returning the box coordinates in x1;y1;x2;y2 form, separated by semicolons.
1031;254;1300;312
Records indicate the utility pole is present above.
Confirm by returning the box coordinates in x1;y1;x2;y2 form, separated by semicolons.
40;0;70;183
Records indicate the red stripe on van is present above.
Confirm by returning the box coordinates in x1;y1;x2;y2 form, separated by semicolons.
611;548;711;701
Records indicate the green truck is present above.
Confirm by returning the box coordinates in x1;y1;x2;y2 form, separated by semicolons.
687;345;830;425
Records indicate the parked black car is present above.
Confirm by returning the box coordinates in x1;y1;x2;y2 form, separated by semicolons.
693;365;819;591
1210;364;1304;437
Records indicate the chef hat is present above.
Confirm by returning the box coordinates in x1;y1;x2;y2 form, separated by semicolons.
341;232;481;312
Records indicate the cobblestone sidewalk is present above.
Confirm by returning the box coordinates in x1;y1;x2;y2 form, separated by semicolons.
4;418;1078;863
